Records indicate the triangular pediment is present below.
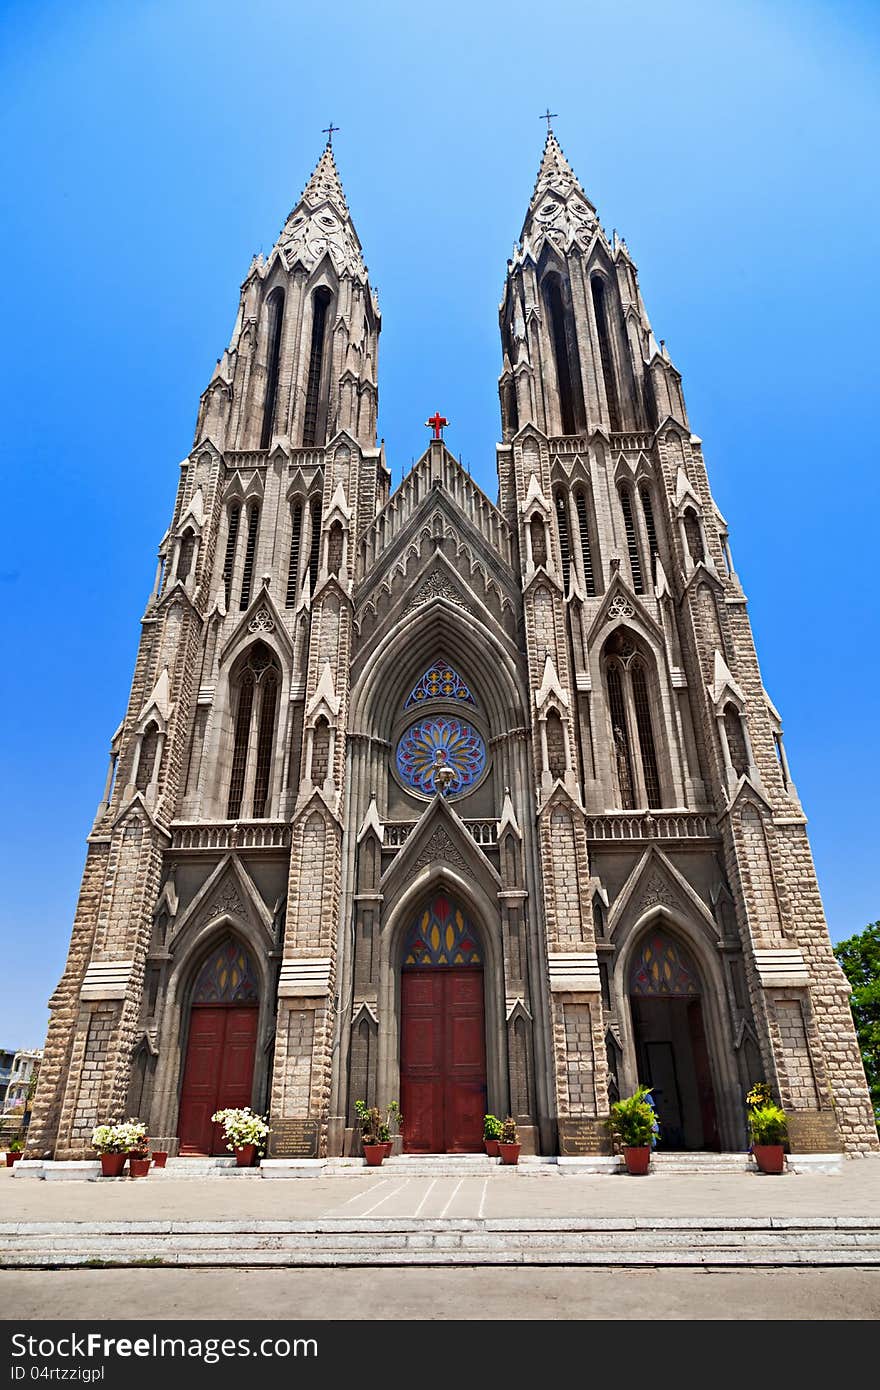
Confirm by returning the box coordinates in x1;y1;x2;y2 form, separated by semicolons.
606;846;719;945
168;852;274;955
137;667;173;731
111;792;170;841
711;649;746;709
219;583;293;667
587;572;664;646
380;794;501;898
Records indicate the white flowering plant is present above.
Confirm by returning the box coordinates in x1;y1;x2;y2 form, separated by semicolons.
211;1107;269;1153
91;1119;148;1155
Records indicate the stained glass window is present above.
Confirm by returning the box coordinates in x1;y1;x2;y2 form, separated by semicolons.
629;931;700;997
402;895;482;968
404;658;475;709
192;938;259;1004
395;716;486;797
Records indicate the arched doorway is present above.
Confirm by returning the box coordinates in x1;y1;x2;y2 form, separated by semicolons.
400;894;487;1153
628;929;719;1151
178;937;259;1155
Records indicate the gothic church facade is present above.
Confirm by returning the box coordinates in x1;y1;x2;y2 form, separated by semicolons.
29;135;877;1160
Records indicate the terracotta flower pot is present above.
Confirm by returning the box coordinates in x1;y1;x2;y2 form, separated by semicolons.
234;1144;257;1167
99;1152;127;1178
363;1143;385;1167
151;1151;168;1169
499;1142;520;1165
753;1143;785;1175
129;1156;151;1178
6;1152;22;1167
623;1146;651;1175
484;1139;500;1158
380;1141;393;1159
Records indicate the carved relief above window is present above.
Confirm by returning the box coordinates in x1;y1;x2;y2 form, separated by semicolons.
395;716;487;799
404;659;475;709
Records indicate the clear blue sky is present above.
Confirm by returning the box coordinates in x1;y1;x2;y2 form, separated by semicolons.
1;0;878;1047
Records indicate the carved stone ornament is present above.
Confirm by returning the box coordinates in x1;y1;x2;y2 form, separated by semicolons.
405;572;474;616
608;594;635;620
638;873;678;914
207;883;245;920
248;605;275;634
403;829;468;885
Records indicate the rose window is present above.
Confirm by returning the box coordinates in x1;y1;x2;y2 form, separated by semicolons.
395;716;486;798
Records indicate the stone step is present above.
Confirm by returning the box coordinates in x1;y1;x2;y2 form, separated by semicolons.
1;1217;877;1268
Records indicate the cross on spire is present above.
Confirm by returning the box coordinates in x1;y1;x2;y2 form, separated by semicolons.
425;411;449;440
540;108;558;133
322;121;340;147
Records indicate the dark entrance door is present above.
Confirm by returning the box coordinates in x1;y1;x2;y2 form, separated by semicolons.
629;930;720;1152
177;937;261;1156
178;1005;258;1155
401;968;486;1153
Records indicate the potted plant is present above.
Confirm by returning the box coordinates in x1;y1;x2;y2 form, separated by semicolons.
606;1086;659;1174
380;1101;403;1159
748;1099;788;1175
92;1122;128;1177
211;1107;269;1166
149;1143;168;1169
498;1115;521;1165
118;1120;150;1177
483;1114;503;1158
355;1100;386;1165
5;1137;24;1168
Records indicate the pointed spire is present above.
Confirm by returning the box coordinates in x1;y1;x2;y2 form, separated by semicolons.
520;130;598;249
275;140;367;282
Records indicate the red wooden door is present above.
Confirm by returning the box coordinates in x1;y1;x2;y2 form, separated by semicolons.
401;968;486;1153
178;1006;258;1155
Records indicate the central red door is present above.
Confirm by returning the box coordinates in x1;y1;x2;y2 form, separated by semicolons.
401;968;486;1153
178;1005;258;1155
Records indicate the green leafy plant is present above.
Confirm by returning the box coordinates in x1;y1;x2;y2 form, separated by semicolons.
355;1099;402;1146
211;1107;269;1154
500;1116;519;1145
835;921;880;1137
745;1081;772;1109
8;1137;24;1153
748;1104;788;1146
483;1114;503;1141
606;1086;659;1149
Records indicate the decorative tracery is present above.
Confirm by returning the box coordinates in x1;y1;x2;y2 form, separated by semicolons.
402;895;482;968
404;659;475;709
629;931;700;997
192;938;259;1004
395;717;486;798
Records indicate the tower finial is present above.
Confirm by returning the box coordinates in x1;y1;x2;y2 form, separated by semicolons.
322;121;340;148
539;107;558;135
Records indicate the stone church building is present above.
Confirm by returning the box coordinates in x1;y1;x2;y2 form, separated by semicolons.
29;133;877;1161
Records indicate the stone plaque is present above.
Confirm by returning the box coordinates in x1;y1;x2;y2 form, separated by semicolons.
558;1117;613;1156
268;1118;320;1159
786;1111;843;1154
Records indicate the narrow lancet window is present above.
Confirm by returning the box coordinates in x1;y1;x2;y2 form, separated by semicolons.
591;277;621;431
530;514;547;568
136;723;159;793
260;288;285;449
252;669;279;817
555;492;572;594
286;503;303;607
302;288;332;448
227;670;254;819
239;503;260;610
176;530;195;584
607;663;635;809
631;659;661;807
619;487;644;594
544;274;585;436
307;496;322;596
575;489;597;596
222;505;240;608
640;486;659;583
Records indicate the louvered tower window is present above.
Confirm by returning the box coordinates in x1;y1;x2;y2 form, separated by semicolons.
606;663;635;810
591;277;622;432
575;490;597;597
619;487;644;594
252;669;279;818
640;486;659;584
684;508;704;565
555;492;572;594
222;505;241;608
543;274;585;436
227;670;254;819
260;288;285;450
286;503;303;607
239;503;260;610
307;496;322;596
631;659;661;807
302;288;332;448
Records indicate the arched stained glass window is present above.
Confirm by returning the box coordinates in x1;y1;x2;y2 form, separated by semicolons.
404;658;475;709
629;931;700;997
192;938;258;1004
395;717;486;798
402;895;482;968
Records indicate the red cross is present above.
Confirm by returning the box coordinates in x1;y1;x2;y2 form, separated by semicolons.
425;411;448;439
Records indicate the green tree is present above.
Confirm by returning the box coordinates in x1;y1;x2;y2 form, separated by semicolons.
835;921;880;1132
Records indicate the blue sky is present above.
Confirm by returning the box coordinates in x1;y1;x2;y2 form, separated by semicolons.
0;0;878;1046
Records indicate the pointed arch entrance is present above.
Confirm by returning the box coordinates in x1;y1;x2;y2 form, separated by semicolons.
628;929;720;1151
178;937;260;1155
400;894;487;1153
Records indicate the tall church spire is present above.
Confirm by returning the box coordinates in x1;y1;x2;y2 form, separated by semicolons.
520;131;598;251
196;139;380;452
